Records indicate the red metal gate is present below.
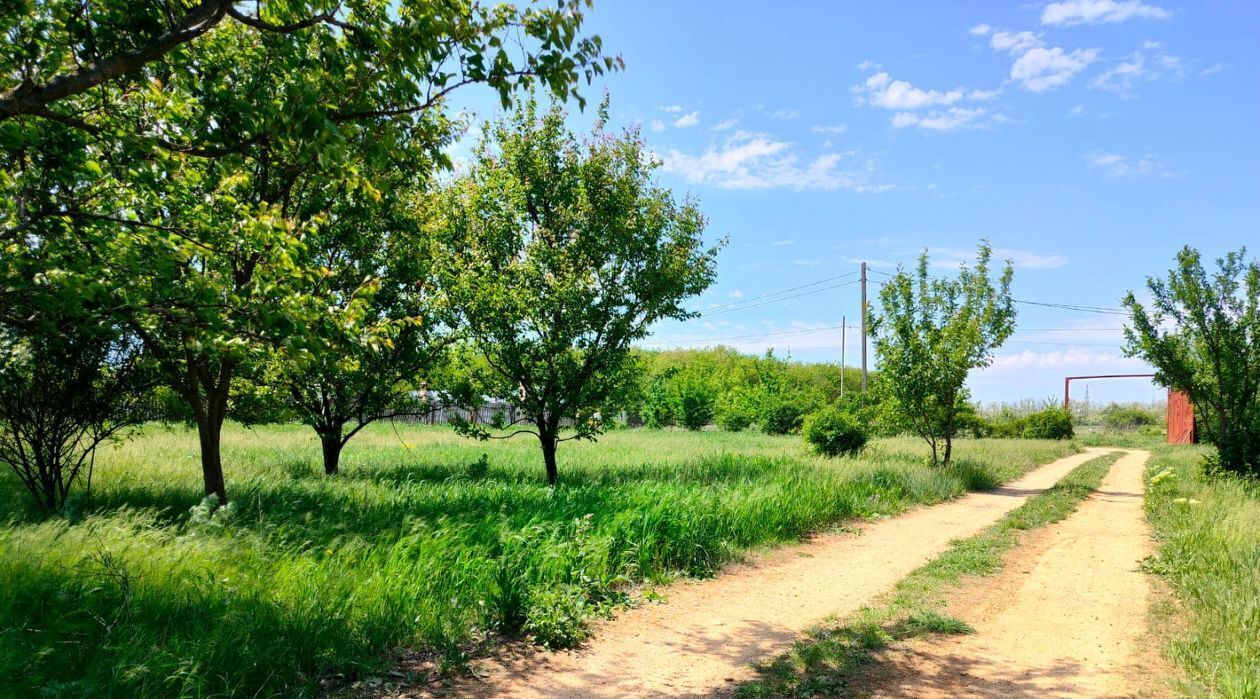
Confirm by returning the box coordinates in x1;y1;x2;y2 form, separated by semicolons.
1167;389;1196;445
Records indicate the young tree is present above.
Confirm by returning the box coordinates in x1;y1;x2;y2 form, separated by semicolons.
436;99;720;484
2;2;617;502
872;242;1015;465
1124;247;1260;476
0;322;151;512
272;182;452;475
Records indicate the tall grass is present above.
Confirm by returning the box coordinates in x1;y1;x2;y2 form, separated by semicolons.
0;424;1077;697
1143;445;1260;698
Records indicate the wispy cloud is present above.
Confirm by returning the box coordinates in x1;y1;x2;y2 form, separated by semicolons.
931;246;1069;270
811;124;848;134
969;23;993;35
713;118;739;131
1091;42;1184;97
672;111;701;128
892;107;1001;132
771;239;795;247
1041;0;1170;27
661;130;893;192
1011;46;1101;92
986;349;1147;372
649;119;667;132
771;108;801;120
854;71;966;110
1087;152;1174;177
660;104;685;113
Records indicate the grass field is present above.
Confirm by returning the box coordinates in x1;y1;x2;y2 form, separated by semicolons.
1142;443;1260;698
0;424;1078;697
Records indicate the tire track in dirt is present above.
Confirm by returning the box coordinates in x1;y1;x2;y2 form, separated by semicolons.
858;449;1163;698
408;449;1115;699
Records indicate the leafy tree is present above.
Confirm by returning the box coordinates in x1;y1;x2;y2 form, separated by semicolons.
270;166;452;475
675;376;715;431
436;98;719;484
0;322;152;512
872;242;1015;465
641;378;677;429
1;1;616;502
760;397;806;435
1124;247;1260;476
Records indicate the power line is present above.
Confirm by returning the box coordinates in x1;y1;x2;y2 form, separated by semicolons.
696;271;858;314
642;323;850;347
1013;299;1129;315
694;279;860;317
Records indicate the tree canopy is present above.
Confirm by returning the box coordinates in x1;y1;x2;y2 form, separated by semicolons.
435;97;719;483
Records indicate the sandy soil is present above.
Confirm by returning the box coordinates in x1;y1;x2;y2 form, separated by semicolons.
859;449;1167;698
401;449;1114;699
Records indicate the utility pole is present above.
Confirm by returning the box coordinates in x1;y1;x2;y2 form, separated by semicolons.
840;315;846;398
860;261;868;392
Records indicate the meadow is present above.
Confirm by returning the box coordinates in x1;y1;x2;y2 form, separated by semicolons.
0;424;1078;697
1141;442;1260;698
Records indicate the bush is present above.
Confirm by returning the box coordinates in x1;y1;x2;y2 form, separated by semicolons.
803;407;868;458
640;381;675;429
715;389;757;432
676;380;715;431
1100;404;1160;430
1022;408;1074;440
761;398;806;435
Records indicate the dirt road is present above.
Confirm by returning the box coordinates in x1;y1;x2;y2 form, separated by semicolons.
415;449;1115;699
860;449;1162;698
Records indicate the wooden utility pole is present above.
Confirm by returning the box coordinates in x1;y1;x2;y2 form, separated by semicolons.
840;315;846;398
860;262;868;391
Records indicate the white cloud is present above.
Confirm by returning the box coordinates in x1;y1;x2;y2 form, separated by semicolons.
855;71;967;110
1041;0;1170;26
672;111;700;128
986;348;1146;371
1091;44;1184;97
970;23;993;35
1087;151;1172;177
649;119;667;132
892;107;999;132
771;108;801;120
856;59;883;71
713;118;739;131
660;104;684;113
1011;46;1100;92
726;290;744;299
931;246;1069;270
811;124;848;134
1200;62;1228;76
661;130;893;192
991;30;1044;54
771;239;795;246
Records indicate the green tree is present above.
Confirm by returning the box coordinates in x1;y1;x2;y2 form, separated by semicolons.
872;242;1015;465
0;321;152;512
1124;247;1260;476
271;183;452;475
1;1;616;502
436;98;720;484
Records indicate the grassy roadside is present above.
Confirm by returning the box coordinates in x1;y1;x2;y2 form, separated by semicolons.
0;426;1078;698
735;450;1122;698
1142;444;1259;698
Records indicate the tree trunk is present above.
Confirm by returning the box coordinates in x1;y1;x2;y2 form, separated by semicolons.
319;427;344;476
540;432;559;486
195;407;228;503
943;436;953;466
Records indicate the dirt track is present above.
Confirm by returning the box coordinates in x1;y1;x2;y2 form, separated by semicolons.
414;449;1115;699
860;449;1163;698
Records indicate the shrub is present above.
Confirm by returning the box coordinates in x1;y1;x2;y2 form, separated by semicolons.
676;380;715;431
715;389;757;432
761;398;806;435
1022;408;1074;440
803;407;868;458
641;381;675;429
1100;404;1160;430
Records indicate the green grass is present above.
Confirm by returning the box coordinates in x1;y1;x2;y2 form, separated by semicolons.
1142;444;1260;698
735;450;1121;698
0;423;1078;698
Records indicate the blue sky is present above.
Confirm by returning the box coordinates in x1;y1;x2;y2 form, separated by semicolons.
456;0;1260;404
